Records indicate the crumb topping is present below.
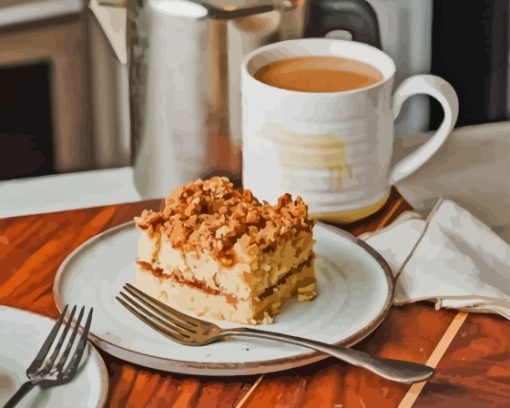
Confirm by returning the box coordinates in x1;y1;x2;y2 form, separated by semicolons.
134;177;313;266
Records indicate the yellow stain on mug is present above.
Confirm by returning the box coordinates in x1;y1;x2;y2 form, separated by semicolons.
310;192;390;223
263;123;353;191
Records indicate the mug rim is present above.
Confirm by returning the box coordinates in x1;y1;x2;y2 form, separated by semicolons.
242;38;396;97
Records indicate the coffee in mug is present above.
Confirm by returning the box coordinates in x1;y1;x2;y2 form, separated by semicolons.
242;39;459;223
254;56;383;93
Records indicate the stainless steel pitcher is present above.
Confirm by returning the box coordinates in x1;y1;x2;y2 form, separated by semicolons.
127;0;381;198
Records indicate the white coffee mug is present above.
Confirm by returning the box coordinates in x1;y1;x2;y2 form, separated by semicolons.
241;38;459;222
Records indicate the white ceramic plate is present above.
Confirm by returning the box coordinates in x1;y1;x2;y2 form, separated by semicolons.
54;222;393;375
0;306;108;407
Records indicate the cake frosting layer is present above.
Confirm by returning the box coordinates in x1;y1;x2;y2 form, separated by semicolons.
134;177;314;267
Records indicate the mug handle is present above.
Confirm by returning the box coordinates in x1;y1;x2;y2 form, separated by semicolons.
305;0;382;48
389;75;459;185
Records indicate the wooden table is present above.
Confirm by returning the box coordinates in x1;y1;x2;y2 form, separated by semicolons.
1;191;508;407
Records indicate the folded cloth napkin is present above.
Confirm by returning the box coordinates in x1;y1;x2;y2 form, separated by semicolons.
360;198;510;319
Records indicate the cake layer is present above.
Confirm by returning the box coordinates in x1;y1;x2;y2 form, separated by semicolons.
137;229;314;300
133;177;317;325
135;260;316;324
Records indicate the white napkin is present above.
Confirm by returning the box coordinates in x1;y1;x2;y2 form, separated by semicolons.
360;199;510;319
393;122;510;243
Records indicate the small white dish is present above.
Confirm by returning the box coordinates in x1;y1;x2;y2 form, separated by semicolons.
0;306;108;408
54;222;393;375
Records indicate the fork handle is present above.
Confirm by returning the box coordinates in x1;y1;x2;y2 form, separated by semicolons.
3;381;37;408
223;328;434;384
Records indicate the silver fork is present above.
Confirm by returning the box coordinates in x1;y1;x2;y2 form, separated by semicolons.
117;283;434;384
4;305;94;408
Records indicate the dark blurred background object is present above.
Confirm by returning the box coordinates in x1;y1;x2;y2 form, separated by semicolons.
0;0;129;181
0;1;92;181
0;62;53;179
430;0;509;128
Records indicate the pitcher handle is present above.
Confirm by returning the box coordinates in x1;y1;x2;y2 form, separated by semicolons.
389;75;459;185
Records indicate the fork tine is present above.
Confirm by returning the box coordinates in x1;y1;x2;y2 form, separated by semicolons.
39;305;77;374
122;285;197;332
55;306;85;372
117;292;193;338
116;296;193;344
124;283;201;328
26;304;69;374
63;308;93;379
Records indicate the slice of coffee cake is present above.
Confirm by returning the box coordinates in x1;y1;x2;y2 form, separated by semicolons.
134;177;316;324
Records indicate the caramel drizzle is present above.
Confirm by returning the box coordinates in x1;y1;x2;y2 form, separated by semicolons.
257;255;314;301
136;261;237;306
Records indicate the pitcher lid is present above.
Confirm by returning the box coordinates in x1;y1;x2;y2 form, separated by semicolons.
152;0;300;19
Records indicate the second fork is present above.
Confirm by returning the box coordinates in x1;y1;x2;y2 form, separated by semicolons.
4;305;93;408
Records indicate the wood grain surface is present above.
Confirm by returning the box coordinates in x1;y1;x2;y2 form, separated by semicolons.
0;190;508;407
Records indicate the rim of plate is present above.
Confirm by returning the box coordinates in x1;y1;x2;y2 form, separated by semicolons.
0;306;109;408
53;220;394;376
